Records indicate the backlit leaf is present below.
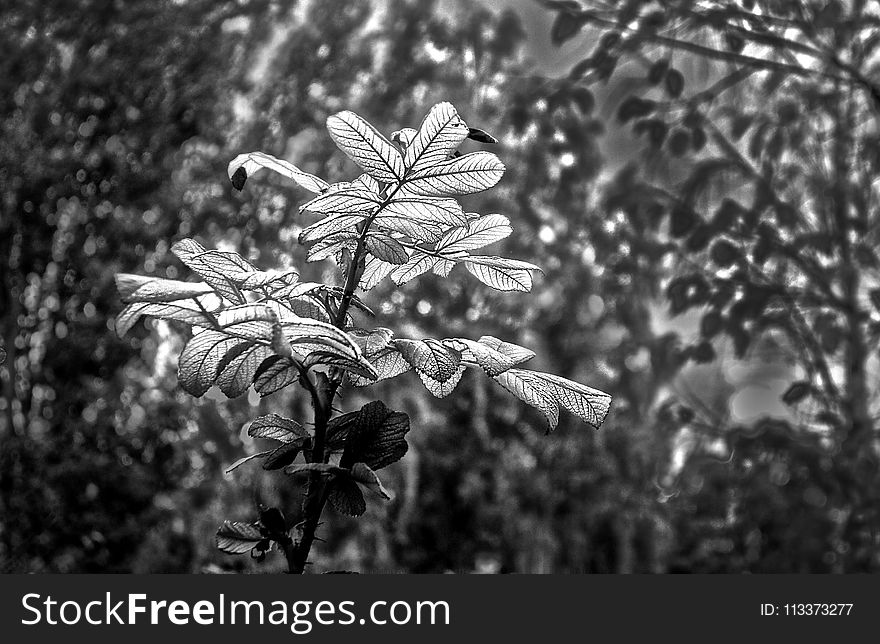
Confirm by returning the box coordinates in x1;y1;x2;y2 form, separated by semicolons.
404;102;470;173
299;214;367;244
326;110;405;182
390;252;437;285
436;213;512;253
216;521;265;555
393;338;460;383
115;274;214;303
365;233;409;264
248;413;309;442
404;151;505;197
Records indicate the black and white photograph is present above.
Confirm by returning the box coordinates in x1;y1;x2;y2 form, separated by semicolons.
2;0;880;590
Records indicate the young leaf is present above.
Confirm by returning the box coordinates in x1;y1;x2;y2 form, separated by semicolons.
365;233;409;265
326;110;405;182
227;151;329;194
216;521;266;555
115;274;214;303
350;462;392;500
247;413;309;442
436;213;512;253
404;151;505;197
404;102;470;174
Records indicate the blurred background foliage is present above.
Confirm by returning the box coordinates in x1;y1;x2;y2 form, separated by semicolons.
1;0;879;573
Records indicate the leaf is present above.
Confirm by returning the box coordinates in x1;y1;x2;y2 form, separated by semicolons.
477;336;536;367
358;256;397;290
115;300;217;337
390;252;437;285
337;400;410;470
299;188;380;215
350;462;392;500
171;239;254;305
467;127;498;144
225;450;275;475
464;256;540;292
248;413;309;442
365;233;409;264
299;214;367;244
404;151;505;197
550;10;588;46
115;273;214;303
664;68;685;97
373;213;445;243
492;368;560;429
216;521;265;555
303;351;379;381
349;348;412;387
535;371;612;429
279;315;362;360
253;356;299;396
391;128;418;148
782;381;812;405
262;441;303;471
217;342;273;398
306;233;359;263
227;151;329;194
617;97;655;123
393;338;460;383
178;330;244;397
284;463;347;477
404;102;470;173
436;213;512;253
382;195;468;227
326;110;405;182
416;364;466;398
230;269;299;291
215;304;278;341
328;478;367;516
443;337;529;376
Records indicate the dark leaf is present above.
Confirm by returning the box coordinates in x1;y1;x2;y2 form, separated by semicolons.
216;521;265;555
782;381;812;405
338;400;410;470
467;127;498;144
327;478;367;516
551;11;589;46
664;68;685;97
231;166;247;191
